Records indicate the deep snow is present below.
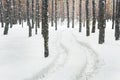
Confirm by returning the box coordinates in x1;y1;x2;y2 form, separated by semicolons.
0;20;120;80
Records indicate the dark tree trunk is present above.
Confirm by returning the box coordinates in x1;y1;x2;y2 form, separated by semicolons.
42;0;49;57
115;0;120;40
51;0;54;27
35;0;39;34
79;0;82;32
92;0;96;33
55;0;57;30
32;0;34;28
26;0;32;37
66;0;69;28
38;1;40;28
0;0;4;28
86;0;90;36
4;0;11;35
98;0;106;44
13;0;17;24
112;0;115;29
18;0;22;25
72;0;75;28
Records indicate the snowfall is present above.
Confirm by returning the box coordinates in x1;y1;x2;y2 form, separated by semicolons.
0;20;120;80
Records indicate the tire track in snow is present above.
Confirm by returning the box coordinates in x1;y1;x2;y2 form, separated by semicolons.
25;32;68;80
71;33;100;80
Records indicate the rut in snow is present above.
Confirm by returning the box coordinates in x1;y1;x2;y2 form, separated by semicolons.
71;33;100;80
25;33;68;80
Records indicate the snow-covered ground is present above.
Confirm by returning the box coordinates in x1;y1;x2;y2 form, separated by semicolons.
0;21;120;80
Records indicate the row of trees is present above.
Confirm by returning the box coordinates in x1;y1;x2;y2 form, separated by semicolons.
0;0;120;57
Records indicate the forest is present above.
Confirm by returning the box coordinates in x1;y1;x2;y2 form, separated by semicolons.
0;0;119;57
0;0;120;80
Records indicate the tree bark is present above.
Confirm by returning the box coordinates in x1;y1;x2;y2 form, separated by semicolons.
98;0;106;44
92;0;96;33
66;0;69;28
79;0;82;32
86;0;90;36
42;0;49;57
72;0;75;28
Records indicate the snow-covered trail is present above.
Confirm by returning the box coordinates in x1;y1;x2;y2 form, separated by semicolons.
40;30;99;80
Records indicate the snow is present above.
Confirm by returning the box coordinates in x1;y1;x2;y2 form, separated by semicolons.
0;20;120;80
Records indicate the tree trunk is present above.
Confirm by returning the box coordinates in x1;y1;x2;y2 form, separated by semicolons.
72;0;75;28
51;0;54;26
13;0;17;24
55;0;57;30
26;0;32;37
98;0;106;44
86;0;90;36
115;0;120;40
32;0;34;28
66;0;69;28
79;0;82;32
4;0;11;35
42;0;49;57
112;0;115;29
18;0;22;25
92;0;96;33
0;0;4;28
35;0;39;34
